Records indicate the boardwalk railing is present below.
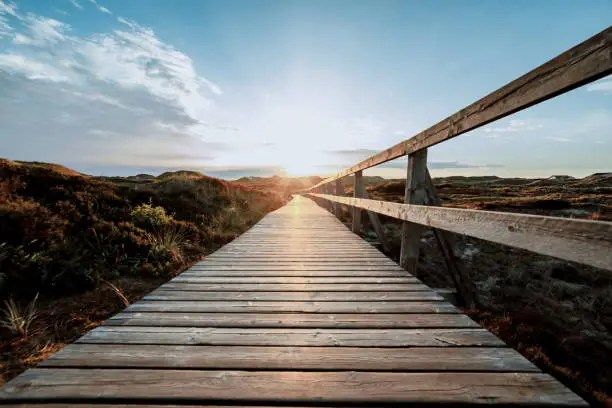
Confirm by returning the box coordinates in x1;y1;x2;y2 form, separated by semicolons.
306;27;612;306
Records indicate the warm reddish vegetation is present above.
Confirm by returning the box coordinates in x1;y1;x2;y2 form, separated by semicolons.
0;158;286;384
335;173;612;406
234;175;322;196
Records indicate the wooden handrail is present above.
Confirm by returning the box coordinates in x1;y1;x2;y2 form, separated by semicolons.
308;26;612;190
309;194;612;271
304;27;612;288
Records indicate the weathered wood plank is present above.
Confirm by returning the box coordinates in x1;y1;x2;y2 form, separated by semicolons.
126;300;459;313
177;270;408;277
144;290;443;301
105;312;478;328
352;170;363;233
425;169;478;307
0;369;587;405
188;265;405;271
169;276;420;284
42;344;536;372
77;326;504;346
159;283;430;291
198;260;399;265
400;149;428;273
308;27;612;189
309;194;612;270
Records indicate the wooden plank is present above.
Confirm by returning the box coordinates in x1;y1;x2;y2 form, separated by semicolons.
352;170;363;233
187;265;405;271
144;290;443;301
199;260;398;265
424;168;478;307
177;270;409;277
159;283;430;291
308;27;612;189
363;190;390;252
42;344;536;372
0;369;587;405
400;149;428;273
105;312;479;328
309;194;612;270
168;276;420;284
335;177;344;216
126;300;459;313
77;326;504;346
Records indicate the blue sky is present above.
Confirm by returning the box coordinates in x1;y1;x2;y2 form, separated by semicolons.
0;0;610;179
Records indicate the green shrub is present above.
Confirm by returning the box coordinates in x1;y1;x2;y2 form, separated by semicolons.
130;202;172;228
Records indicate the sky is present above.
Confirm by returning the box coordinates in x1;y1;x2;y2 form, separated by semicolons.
0;0;610;179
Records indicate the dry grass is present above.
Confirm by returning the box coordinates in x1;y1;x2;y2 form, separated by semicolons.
102;280;130;307
0;277;163;385
0;294;39;337
144;225;186;264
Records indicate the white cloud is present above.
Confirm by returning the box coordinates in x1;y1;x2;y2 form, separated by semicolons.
545;136;572;143
0;54;71;81
586;78;612;94
69;0;83;10
0;0;16;38
483;119;543;133
88;0;111;14
12;14;70;46
0;1;228;171
0;0;17;16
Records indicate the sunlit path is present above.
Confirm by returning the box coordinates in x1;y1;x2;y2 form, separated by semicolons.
0;196;586;406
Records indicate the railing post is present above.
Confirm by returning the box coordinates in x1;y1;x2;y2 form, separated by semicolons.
400;149;428;274
335;178;344;217
352;171;363;234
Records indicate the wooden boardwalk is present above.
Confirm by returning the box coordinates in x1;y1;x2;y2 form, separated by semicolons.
1;196;587;406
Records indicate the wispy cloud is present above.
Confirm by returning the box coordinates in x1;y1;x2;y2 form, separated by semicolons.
586;77;612;94
88;0;111;14
545;136;572;143
483;119;543;135
0;1;227;170
0;0;16;38
69;0;83;10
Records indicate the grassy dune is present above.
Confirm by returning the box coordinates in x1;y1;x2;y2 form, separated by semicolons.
0;159;288;383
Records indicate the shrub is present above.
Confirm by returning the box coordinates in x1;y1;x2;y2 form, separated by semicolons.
144;224;186;265
130;202;172;228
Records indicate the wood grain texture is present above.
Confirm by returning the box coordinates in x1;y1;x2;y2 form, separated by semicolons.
42;344;536;371
105;312;479;328
77;326;504;346
126;300;459;313
308;26;612;189
309;193;612;270
168;276;420;284
178;270;409;277
400;149;428;273
158;282;430;291
352;170;363;233
1;369;587;405
144;290;443;301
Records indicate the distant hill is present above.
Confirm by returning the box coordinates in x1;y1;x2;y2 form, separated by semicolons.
234;175;323;196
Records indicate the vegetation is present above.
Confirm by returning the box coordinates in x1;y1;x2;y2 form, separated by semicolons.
335;173;612;405
0;158;286;383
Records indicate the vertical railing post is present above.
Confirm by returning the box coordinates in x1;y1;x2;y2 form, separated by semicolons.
400;149;428;274
322;184;331;212
335;178;344;217
352;171;363;234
